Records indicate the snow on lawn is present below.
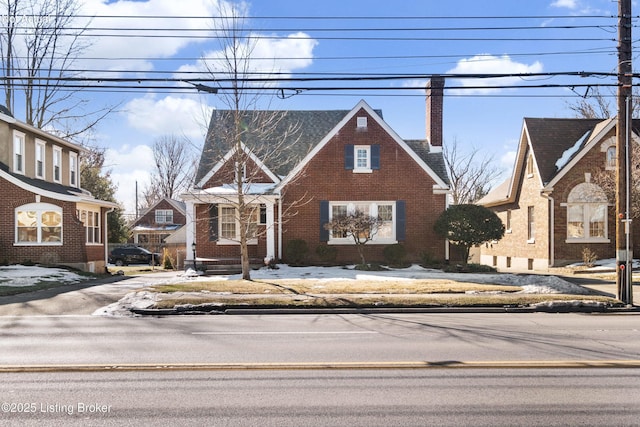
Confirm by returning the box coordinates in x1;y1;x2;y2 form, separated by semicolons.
140;264;594;295
0;265;85;287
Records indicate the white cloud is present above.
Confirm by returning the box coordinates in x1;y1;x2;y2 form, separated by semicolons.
77;0;228;72
123;94;213;140
178;32;318;79
104;144;155;216
447;54;544;95
550;0;579;9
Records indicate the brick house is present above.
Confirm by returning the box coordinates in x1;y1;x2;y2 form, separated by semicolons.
182;80;450;266
130;197;186;249
0;107;118;272
478;117;640;271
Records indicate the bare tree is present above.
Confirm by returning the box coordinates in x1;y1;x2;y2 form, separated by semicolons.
444;138;504;205
0;0;117;139
566;86;640;119
146;134;196;203
324;209;384;266
190;2;306;280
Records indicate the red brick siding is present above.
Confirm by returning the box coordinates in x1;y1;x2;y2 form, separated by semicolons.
0;178;106;267
134;199;186;226
280;109;446;264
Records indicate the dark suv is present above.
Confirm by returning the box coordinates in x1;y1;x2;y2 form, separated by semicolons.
109;246;162;266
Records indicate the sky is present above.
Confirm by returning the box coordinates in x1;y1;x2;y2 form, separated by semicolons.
16;0;628;216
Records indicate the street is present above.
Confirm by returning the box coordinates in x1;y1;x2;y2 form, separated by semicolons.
2;286;640;426
1;368;640;426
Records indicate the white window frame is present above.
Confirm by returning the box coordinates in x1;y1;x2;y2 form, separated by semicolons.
328;201;396;245
78;208;101;244
563;182;610;243
353;145;372;173
69;152;78;187
217;205;258;245
605;146;616;170
13;131;25;174
15;203;63;245
35;139;46;179
356;116;367;129
53;146;62;183
155;209;174;224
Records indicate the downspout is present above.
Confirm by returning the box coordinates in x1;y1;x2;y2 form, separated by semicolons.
444;193;450;262
542;192;555;268
278;196;283;260
104;207;115;273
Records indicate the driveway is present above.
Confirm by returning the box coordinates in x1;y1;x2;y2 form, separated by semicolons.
0;271;182;316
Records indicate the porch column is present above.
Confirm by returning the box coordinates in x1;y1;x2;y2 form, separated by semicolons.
186;200;196;265
266;201;275;260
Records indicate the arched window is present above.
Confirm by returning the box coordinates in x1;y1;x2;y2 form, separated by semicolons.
15;203;62;244
566;183;609;242
606;146;616;169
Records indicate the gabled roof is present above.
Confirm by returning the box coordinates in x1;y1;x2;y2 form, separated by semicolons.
196;109;355;184
479;116;617;208
196;142;281;188
134;197;186;225
276;100;450;190
196;102;450;191
524;117;605;185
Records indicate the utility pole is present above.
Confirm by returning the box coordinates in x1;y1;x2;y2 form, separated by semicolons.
616;0;633;305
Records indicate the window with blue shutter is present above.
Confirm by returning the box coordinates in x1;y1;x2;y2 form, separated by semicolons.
208;204;218;241
344;145;354;170
371;144;380;170
396;201;406;241
319;200;329;242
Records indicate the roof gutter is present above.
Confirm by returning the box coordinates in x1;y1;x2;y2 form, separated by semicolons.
541;190;555;268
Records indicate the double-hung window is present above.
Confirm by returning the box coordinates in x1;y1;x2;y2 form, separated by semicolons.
53;146;62;183
35;140;46;179
13;131;25;174
345;144;380;173
217;205;258;244
69;152;78;187
155;209;173;224
78;209;101;244
354;146;371;171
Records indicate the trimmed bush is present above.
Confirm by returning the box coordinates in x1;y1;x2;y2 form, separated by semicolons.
315;244;337;264
383;243;407;267
285;239;309;265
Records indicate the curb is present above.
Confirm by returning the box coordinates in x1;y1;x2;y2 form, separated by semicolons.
131;304;640;316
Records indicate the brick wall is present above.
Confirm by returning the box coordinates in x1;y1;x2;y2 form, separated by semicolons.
280;108;446;264
0;178;103;269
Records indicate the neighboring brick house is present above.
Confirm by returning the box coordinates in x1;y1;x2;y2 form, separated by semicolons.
0;107;118;272
182;80;450;265
130;197;186;251
478;117;640;271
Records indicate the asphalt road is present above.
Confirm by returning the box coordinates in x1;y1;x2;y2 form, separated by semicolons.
1;369;639;426
1;312;639;365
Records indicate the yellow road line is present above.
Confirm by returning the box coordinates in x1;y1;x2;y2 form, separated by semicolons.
1;360;640;373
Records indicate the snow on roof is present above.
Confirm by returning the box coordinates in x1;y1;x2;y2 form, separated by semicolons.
555;129;591;170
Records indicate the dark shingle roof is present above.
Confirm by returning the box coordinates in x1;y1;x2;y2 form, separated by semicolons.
197;109;449;186
404;139;449;185
524;117;604;184
196;109;352;183
0;161;93;198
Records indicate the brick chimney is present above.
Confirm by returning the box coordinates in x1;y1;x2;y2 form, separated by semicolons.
425;77;444;150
